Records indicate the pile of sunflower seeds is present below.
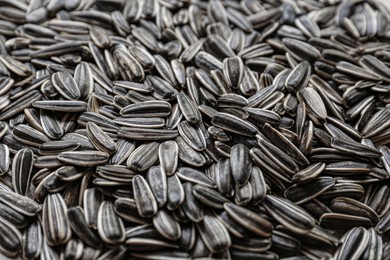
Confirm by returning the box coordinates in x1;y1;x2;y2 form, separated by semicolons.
2;0;390;259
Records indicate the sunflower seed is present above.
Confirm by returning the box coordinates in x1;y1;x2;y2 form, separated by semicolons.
127;142;159;172
133;175;158;218
212;112;258;137
182;182;203;223
58;150;109;167
67;206;101;249
334;227;369;260
224;202;273;237
96;201;125;246
42;193;71;246
153;209;181;241
0;216;22;257
12;148;33;196
196;212;231;253
264;195;315;234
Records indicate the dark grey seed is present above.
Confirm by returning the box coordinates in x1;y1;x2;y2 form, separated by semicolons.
295;15;320;38
154;55;178;87
320;213;372;230
285;177;335;204
133;175;158;218
120;100;171;117
214;158;234;197
34;155;64;169
0;55;31;77
330;197;379;223
0;144;10;175
83;188;103;229
335;227;369;260
130;45;155;69
177;167;216;188
0;90;41;120
97;201;125;245
12;148;33;196
331;137;382;158
63;238;84;260
55;166;88;182
230;143;252;186
67;207;101;248
231;236;272;253
193;184;230;209
251;147;291;183
194;51;223;71
147;166;167;208
126;237;178;250
51;71;81;100
0;216;22;257
153;209;181;241
298;87;327;122
223;57;244;89
78;112;118;132
166;104;183;130
250;166;267;204
360;228;382;260
86;122;116;154
167;174;185;211
195;69;223;96
212;112;258;137
196;212;231;253
361;108;390;138
58;151;109;167
114;198;149;225
246;108;281;126
171;59;186;87
61;132;95;150
147;75;177;100
127;142;159;172
38;141;79;155
114;117;165;128
292;162;326;184
257;137;299;174
42;193;71;246
177;121;206;151
226;7;253;33
176;136;207;167
180;39;205;63
236;182;253;205
360;54;390;81
40;110;64;140
23;221;42;259
214;210;250;239
377;206;390;234
283;38;321;63
230;250;276;259
114;81;152;94
336;61;381;81
318;182;365;202
224;203;273;237
182;182;203;223
110;139;135;165
159;140;179;176
264;195;315;234
0;190;40;217
33;100;87;112
285;61;311;93
262;123;309;166
12;124;50;147
177;92;202;124
118;127;178;141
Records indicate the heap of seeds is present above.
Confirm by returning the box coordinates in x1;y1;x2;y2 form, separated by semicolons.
1;0;390;259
